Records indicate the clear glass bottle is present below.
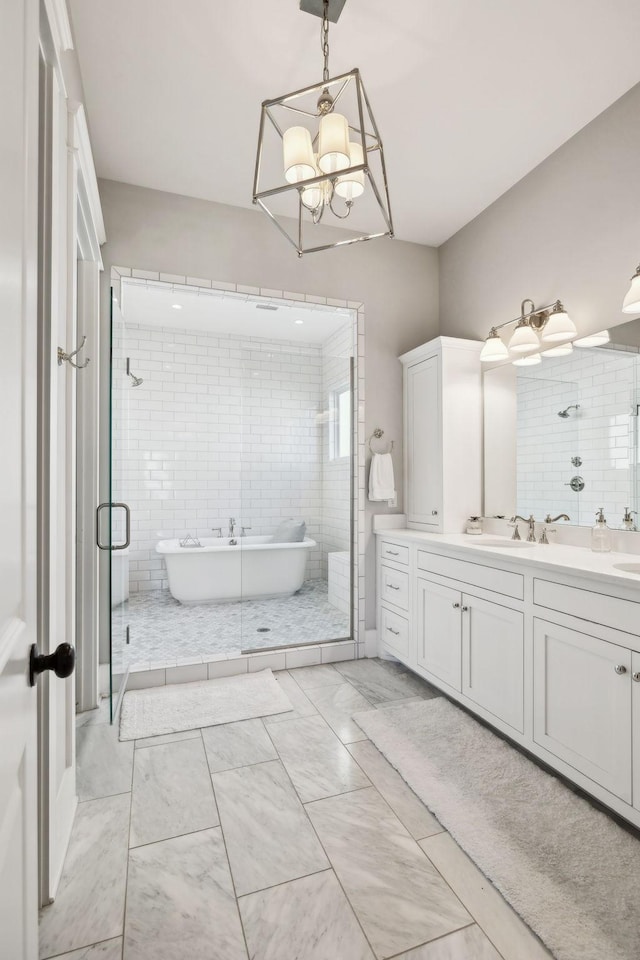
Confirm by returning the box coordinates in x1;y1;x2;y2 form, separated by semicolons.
591;507;612;553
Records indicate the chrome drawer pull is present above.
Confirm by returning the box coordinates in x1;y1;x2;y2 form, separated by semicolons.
386;583;400;590
387;627;400;636
386;550;400;556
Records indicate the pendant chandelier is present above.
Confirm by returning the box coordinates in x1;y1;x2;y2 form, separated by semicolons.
252;0;393;256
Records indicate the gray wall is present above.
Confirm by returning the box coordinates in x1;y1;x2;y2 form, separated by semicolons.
98;178;439;630
439;82;640;341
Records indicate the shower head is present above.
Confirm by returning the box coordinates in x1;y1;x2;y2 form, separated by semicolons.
558;404;580;418
126;357;143;387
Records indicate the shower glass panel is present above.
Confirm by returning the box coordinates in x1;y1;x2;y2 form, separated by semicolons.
109;276;355;678
239;334;353;654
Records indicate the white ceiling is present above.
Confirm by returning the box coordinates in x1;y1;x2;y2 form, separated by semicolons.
119;279;352;343
69;0;640;247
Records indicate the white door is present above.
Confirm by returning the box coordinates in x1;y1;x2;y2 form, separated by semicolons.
533;618;632;802
37;45;78;902
405;356;442;527
416;577;461;690
461;594;524;732
0;0;40;955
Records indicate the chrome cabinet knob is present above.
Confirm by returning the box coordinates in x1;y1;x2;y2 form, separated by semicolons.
431;509;438;516
614;664;627;675
461;605;469;612
452;602;460;609
632;671;640;682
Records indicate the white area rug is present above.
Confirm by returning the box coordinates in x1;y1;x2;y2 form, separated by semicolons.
120;669;292;741
354;698;640;960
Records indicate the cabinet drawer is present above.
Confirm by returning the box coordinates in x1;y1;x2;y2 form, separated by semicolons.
417;551;524;600
380;541;409;565
380;565;410;610
533;578;640;637
380;606;409;658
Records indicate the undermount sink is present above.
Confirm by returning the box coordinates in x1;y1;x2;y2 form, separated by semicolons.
612;562;640;574
468;538;535;549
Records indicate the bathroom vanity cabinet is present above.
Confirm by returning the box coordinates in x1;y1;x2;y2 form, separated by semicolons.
399;337;483;533
377;531;640;828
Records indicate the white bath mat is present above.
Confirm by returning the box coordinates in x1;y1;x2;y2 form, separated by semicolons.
120;669;292;741
354;698;640;960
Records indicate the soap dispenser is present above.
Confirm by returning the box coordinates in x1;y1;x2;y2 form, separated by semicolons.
591;507;612;553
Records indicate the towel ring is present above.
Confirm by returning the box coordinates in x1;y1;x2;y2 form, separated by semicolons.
368;428;394;454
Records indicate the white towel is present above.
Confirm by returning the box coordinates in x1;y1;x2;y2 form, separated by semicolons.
368;453;396;502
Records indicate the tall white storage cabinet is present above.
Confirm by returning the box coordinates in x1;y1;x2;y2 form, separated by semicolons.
400;337;483;533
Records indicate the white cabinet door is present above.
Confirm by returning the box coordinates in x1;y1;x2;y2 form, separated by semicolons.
533;619;632;803
633;653;640;812
417;578;461;690
405;356;442;527
462;595;524;732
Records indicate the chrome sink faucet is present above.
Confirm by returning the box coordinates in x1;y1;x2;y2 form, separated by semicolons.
511;514;537;542
545;513;570;523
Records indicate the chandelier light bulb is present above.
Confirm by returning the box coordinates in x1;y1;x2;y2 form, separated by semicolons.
283;126;316;184
318;112;350;174
508;320;540;354
335;141;365;201
480;328;509;362
573;330;610;348
541;302;577;342
622;267;640;315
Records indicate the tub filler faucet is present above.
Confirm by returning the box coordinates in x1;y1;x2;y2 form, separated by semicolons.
228;517;237;545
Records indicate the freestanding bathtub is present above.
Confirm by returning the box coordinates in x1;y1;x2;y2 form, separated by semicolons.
156;535;316;604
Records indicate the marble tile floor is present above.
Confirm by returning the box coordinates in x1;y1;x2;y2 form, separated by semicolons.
44;659;554;960
113;579;350;672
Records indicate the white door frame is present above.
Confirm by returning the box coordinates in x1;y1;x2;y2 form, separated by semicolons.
37;0;105;906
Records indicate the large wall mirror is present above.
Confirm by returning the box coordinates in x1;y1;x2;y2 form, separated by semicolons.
484;316;640;530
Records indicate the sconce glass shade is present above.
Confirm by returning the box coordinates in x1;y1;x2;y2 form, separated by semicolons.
335;142;365;201
318;112;350;174
573;330;610;348
480;329;509;362
541;342;573;358
508;320;540;354
283;126;316;184
622;270;640;314
541;303;577;342
512;353;541;366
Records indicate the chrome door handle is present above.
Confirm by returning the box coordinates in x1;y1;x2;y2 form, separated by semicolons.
97;502;131;551
386;627;400;636
614;664;627;675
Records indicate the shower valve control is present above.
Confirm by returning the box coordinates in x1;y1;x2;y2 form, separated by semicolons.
571;456;582;467
565;475;585;492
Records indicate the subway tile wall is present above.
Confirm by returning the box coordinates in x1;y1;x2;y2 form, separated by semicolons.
516;346;639;526
112;320;353;594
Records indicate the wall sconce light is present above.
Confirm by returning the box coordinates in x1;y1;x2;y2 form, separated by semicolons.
480;298;594;366
622;264;640;315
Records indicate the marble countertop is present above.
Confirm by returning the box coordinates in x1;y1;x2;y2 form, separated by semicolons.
376;529;640;593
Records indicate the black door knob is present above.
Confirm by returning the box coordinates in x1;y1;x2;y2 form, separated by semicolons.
29;643;75;687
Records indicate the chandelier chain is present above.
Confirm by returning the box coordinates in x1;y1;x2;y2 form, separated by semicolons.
321;0;330;83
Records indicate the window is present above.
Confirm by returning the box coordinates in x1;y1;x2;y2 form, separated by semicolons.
331;385;351;460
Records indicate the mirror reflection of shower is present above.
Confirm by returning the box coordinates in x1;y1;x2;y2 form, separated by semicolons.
558;403;580;418
126;357;143;387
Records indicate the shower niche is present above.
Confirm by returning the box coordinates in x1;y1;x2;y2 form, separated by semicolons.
108;275;359;680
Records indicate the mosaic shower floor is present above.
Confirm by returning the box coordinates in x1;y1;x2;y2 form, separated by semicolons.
114;579;350;669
